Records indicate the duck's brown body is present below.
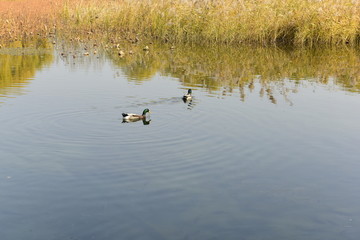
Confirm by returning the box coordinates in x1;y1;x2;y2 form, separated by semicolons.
122;108;150;120
122;113;146;120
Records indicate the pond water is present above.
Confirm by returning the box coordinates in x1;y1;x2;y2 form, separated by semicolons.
0;42;360;240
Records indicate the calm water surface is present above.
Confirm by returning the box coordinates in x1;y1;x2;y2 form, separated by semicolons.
0;44;360;240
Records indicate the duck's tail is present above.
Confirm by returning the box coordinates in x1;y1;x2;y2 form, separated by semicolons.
122;113;128;117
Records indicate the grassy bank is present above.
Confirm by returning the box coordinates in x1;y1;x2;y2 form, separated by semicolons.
1;0;360;46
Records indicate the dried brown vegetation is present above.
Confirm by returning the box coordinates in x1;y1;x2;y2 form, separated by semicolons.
0;0;61;42
60;0;360;46
1;0;360;46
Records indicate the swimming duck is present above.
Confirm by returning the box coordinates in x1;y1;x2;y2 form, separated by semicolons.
182;89;192;101
122;108;150;120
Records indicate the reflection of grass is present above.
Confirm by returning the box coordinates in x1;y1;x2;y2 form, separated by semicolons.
107;45;360;101
110;51;163;82
0;41;54;96
2;0;360;46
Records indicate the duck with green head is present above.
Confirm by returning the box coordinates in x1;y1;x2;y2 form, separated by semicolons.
122;108;151;120
182;89;192;101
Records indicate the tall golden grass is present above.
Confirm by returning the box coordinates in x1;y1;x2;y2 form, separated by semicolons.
0;0;61;42
1;0;360;46
60;0;360;46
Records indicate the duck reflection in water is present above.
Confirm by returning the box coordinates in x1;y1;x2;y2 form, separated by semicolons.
122;118;151;125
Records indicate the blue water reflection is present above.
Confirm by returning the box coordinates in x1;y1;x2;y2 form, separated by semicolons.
0;46;359;240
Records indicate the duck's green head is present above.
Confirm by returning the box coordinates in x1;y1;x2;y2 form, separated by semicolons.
188;89;192;94
142;108;150;115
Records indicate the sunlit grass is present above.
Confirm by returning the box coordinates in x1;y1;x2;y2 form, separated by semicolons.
1;0;360;46
0;0;61;42
60;0;360;46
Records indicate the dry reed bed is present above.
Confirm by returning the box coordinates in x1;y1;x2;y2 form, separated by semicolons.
0;0;61;43
61;0;360;46
1;0;360;46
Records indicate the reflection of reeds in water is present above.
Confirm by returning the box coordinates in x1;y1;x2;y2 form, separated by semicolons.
107;44;360;103
118;51;162;82
0;41;54;97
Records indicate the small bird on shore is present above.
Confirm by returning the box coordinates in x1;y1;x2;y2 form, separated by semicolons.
182;89;192;101
122;108;151;120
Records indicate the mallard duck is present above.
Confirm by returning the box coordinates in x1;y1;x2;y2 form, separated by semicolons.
182;89;192;101
122;108;150;120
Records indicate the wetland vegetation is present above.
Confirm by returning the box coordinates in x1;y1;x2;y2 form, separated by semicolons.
2;0;360;46
1;1;360;240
